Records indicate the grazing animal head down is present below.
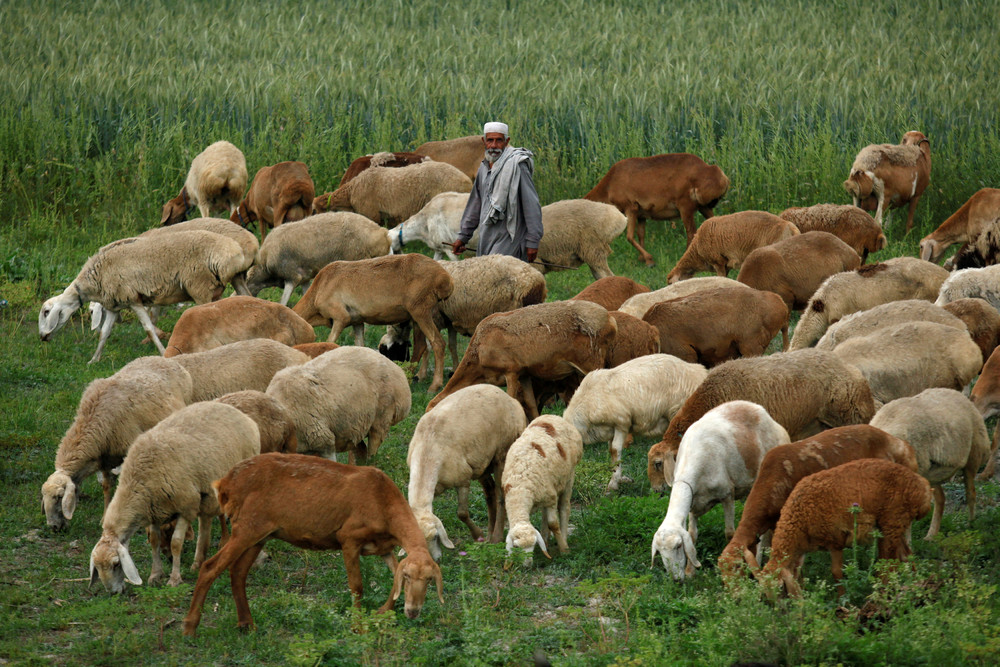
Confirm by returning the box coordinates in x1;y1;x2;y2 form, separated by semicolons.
378;328;411;362
413;510;455;562
41;470;77;532
160;188;190;226
651;526;700;580
390;553;444;619
89;535;142;594
646;440;677;493
38;292;82;341
506;522;550;559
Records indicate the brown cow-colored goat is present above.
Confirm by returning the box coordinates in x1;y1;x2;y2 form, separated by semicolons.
338;151;430;187
231;161;315;242
570;276;651;312
843;130;931;232
412;135;485;180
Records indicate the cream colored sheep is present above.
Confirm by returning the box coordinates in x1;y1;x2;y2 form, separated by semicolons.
779;204;887;263
535;199;628;280
215;390;298;454
618;276;746;319
387;192;480;260
161;141;247;225
843;131;931;231
935;265;1000;311
140;217;258;295
172;338;309;402
815;299;966;351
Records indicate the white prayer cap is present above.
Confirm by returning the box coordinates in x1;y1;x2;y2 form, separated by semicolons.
483;122;509;137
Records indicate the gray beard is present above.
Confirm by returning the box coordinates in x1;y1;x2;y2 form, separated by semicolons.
485;148;503;164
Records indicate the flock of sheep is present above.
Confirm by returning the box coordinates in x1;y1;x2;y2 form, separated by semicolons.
34;131;1000;634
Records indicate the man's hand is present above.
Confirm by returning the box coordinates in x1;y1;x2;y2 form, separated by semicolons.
526;247;538;263
452;239;466;255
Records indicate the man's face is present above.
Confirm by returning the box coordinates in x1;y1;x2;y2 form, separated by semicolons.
483;132;509;163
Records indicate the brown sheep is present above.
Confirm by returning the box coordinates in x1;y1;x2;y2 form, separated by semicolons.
412;135;484;180
843;130;931;231
642;286;789;366
918;188;1000;264
161;141;247;225
338;151;430;186
215;390;298;454
736;231;862;311
230;161;315;242
778;204;887;264
163;296;315;357
665;211;800;283
584;153;730;264
606;311;660;367
618;276;746;319
292;254;454;393
292;341;340;358
718;425;918;585
570;276;651;312
756;459;932;598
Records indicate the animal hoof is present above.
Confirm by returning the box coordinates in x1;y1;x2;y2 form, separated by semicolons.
168;574;182;587
476;537;485;542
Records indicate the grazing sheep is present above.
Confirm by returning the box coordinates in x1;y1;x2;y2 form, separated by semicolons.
651;401;790;580
413;135;484;180
245;211;391;305
339;151;430;186
231;161;315;241
870;388;991;538
666;211;800;283
584;153;730;263
643;286;790;365
89;402;260;592
648;349;877;492
618;276;746;319
292;341;340;358
182;453;444;635
292;253;454;393
736;231;862;311
757;459;932;598
942;298;1000;363
163;296;314;357
407;385;527;557
564;354;708;492
950;220;1000;269
935;265;1000;311
830;321;983;407
718;425;918;585
38;231;248;363
502;416;584;559
426;300;617;419
161;141;247;225
266;346;411;464
41;356;193;532
779;204;888;263
968;346;1000;478
570;276;651;312
605;311;660;367
172;338;309;402
215;390;298;454
388;192;480;260
535;199;628;279
918;188;1000;264
312;161;472;226
788;257;949;350
843;130;931;231
815;299;966;351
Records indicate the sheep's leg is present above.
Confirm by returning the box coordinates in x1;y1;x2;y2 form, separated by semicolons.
606;429;632;493
192;514;213;571
504;371;526;415
873;183;886;228
448;327;460;370
412;326;429;381
326;315;349;343
830;549;845;593
756;530;772;567
148;524;165;585
130;304;167;355
101;467;114;514
556;482;572;554
456;485;484;541
977;424;1000;480
780;325;789;351
964;467;977;522
905;195;920;233
480;470;499;543
279;281;296;307
341;543;366;607
723;495;736;540
687;512;698;543
412;310;446;394
491;460;508;543
352;323;365;347
229;543;264;631
520;376;540;420
182;531;260;636
88;308;119;364
167;516;191;586
925;485;945;539
624;209;655;266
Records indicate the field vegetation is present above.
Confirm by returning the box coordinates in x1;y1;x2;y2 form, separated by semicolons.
3;0;1000;664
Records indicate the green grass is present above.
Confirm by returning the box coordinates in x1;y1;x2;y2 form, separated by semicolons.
3;0;1000;664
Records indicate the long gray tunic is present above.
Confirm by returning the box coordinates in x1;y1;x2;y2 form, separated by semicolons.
458;154;543;261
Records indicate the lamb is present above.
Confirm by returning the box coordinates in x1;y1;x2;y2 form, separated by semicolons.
918;188;1000;264
426;300;618;419
756;459;932;598
830;321;983;407
89;401;260;592
815;299;967;351
570;276;651;312
172;338;309;402
413;135;484;179
407;385;527;558
38;231;248;363
312;161;472;226
604;311;660;367
230;161;315;241
163;296;315;357
778;204;888;263
717;425;918;585
869;388;991;538
387;192;480;260
564;354;708;493
736;231;862;311
618;276;746;319
161;140;247;225
584;153;730;264
843;130;931;231
647;349;877;492
41;356;193;532
535;199;628;280
942;298;1000;363
502;415;584;560
642;286;790;365
666;211;800;283
339;151;430;186
266;346;411;463
215;390;298;454
651;401;790;580
245;211;391;305
292;253;454;392
788;257;950;350
935;266;1000;312
182;453;444;635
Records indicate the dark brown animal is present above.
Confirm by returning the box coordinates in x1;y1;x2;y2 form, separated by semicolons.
338;151;429;186
231;161;315;241
942;298;1000;363
412;135;484;180
570;276;651;312
606;311;660;367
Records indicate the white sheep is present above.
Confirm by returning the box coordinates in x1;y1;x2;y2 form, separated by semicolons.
38;231;248;363
406;384;527;559
618;276;746;319
161;141;248;225
935;265;1000;312
171;338;309;402
89;401;260;592
651;401;790;580
502;415;584;561
214;390;299;454
41;356;193;532
563;354;708;493
815;299;967;351
387;192;480;260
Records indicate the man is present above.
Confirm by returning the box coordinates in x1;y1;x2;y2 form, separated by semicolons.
452;122;543;263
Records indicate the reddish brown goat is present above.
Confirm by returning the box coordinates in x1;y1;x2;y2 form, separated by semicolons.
606;311;660;368
942;298;1000;363
919;188;1000;264
584;153;730;264
570;276;651;312
337;151;429;187
231;161;315;242
843;130;931;232
182;453;443;636
412;135;484;180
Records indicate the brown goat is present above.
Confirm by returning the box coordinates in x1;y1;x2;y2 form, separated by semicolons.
412;135;484;180
779;204;887;264
584;153;730;264
918;188;1000;264
843;130;931;231
338;151;430;186
642;286;789;366
182;453;443;636
292;341;340;358
606;311;660;367
570;276;651;312
231;161;315;242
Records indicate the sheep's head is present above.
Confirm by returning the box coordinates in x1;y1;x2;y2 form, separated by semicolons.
39;292;82;341
918;236;946;264
41;471;78;531
506;522;550;561
651;525;700;580
665;266;692;284
312;188;351;214
900;130;929;149
160;189;190;226
717;540;758;588
378;325;411;362
90;535;142;594
646;440;678;493
391;553;443;619
413;510;454;562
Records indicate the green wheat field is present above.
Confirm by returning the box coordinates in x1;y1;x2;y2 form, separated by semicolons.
3;1;1000;665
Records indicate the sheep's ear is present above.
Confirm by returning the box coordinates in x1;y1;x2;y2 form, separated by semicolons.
433;517;455;550
61;479;78;521
88;552;99;588
662;452;677;487
533;528;551;559
391;561;405;601
681;531;701;569
117;543;142;586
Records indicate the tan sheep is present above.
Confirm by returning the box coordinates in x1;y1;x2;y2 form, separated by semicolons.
918;188;1000;264
230;161;315;242
339;151;430;186
618;276;746;319
388;191;479;260
214;390;298;454
413;135;484;180
815;299;967;352
665;211;800;283
570;276;651;312
605;311;660;367
942;298;1000;363
935;265;1000;312
535;199;628;280
843;130;931;231
161;141;247;225
172;338;309;402
779;204;887;263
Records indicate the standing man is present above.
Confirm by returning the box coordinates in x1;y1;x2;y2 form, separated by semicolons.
452;122;543;263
